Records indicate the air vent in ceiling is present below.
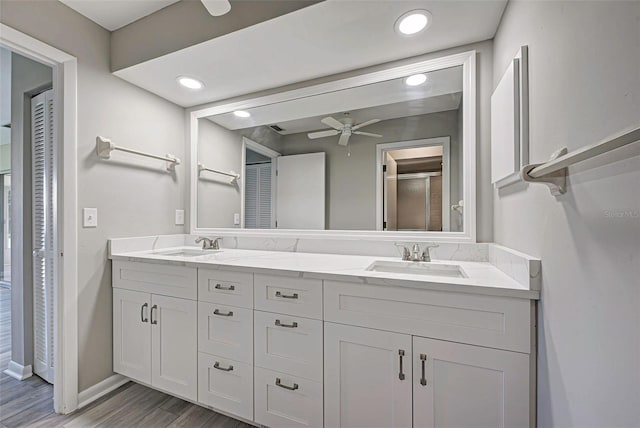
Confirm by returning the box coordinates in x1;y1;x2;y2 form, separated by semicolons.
269;124;284;132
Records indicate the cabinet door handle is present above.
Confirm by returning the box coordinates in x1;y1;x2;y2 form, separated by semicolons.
213;309;234;317
398;349;406;380
275;319;298;328
213;362;234;372
275;291;299;299
275;378;299;391
150;305;158;325
214;283;235;291
420;354;427;386
140;303;148;323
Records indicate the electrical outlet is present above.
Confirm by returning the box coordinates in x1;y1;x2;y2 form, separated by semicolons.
175;209;185;225
234;213;240;225
83;208;98;228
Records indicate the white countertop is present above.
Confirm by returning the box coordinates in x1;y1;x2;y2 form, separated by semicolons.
110;246;540;300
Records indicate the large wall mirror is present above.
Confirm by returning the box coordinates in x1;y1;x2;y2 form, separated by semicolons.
190;51;476;241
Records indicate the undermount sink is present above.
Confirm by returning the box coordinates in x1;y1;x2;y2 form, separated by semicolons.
366;260;466;278
153;249;220;257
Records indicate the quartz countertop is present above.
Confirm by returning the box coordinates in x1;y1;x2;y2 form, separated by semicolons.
110;246;540;300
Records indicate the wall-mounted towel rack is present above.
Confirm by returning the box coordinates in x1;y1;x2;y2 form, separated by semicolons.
96;136;181;172
521;124;640;195
198;163;240;184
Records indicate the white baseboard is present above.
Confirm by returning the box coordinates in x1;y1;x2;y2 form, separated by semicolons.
77;374;129;409
4;361;33;380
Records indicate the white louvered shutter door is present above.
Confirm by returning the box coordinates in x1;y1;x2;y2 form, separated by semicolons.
257;163;272;228
244;165;258;228
32;89;55;384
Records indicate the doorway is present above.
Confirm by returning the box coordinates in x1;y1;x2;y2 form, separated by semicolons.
377;137;451;232
241;138;279;229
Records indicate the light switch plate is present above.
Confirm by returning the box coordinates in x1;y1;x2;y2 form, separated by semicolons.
83;208;98;228
175;209;185;225
234;213;240;225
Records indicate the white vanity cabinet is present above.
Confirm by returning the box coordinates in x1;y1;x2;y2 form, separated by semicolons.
323;280;535;428
112;259;536;428
112;287;197;401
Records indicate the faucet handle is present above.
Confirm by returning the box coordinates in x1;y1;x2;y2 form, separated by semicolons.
420;243;439;262
394;243;411;261
212;237;223;250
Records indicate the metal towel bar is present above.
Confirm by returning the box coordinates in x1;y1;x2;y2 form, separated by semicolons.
96;136;180;172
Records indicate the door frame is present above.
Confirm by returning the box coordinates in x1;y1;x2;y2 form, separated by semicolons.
376;137;451;231
240;137;280;228
0;23;78;414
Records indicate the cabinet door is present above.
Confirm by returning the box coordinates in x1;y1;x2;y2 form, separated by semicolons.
413;336;530;428
151;294;197;401
324;323;412;428
113;288;151;384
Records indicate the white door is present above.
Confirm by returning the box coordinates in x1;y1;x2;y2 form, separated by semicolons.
324;323;412;428
113;288;151;384
384;153;398;231
31;89;55;383
276;152;325;229
413;336;530;428
244;163;273;228
151;294;197;401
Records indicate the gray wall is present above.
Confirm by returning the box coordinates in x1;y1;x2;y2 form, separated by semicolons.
1;1;186;391
493;1;640;426
279;110;460;230
9;53;52;369
198;119;242;229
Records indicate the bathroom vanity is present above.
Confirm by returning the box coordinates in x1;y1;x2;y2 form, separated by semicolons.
110;236;539;428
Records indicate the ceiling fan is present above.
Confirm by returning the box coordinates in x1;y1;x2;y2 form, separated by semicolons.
307;113;382;146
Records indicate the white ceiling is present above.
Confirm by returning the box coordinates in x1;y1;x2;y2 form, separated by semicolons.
115;0;506;107
59;0;180;31
208;65;462;132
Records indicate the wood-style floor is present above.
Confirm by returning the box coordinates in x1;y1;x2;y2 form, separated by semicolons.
0;287;254;427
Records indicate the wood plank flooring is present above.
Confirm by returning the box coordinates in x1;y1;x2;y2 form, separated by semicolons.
0;287;254;427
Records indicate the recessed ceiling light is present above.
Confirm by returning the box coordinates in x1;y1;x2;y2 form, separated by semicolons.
395;10;431;36
405;73;427;86
177;76;204;89
233;110;251;118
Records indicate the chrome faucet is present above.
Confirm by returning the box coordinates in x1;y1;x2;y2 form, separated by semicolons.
195;236;223;250
398;243;439;262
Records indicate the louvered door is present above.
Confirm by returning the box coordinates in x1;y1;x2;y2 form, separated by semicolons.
31;89;55;384
244;163;273;228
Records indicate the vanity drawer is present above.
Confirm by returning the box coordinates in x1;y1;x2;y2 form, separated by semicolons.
198;302;252;363
113;261;196;300
254;310;323;381
198;269;253;308
254;367;323;428
198;352;253;422
324;281;532;353
254;274;322;319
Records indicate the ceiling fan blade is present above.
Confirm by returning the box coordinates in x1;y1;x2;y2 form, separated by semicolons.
352;118;380;130
354;131;382;138
321;117;344;130
201;0;231;16
338;132;350;146
308;129;339;139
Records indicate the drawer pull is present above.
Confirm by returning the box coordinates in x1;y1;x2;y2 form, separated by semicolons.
213;362;234;372
275;291;299;299
140;303;148;323
398;349;405;380
213;309;234;317
215;283;235;291
275;319;298;328
420;354;427;386
150;305;158;325
275;378;299;391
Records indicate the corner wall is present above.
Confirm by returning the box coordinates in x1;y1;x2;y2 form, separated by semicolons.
493;1;640;425
0;1;187;391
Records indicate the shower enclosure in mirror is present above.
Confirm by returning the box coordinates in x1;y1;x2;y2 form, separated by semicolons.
190;50;476;241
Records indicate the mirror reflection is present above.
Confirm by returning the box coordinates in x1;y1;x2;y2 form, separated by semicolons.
197;65;464;232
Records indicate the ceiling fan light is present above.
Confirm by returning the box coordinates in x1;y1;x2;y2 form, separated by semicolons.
201;0;231;16
395;10;431;36
405;73;427;86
